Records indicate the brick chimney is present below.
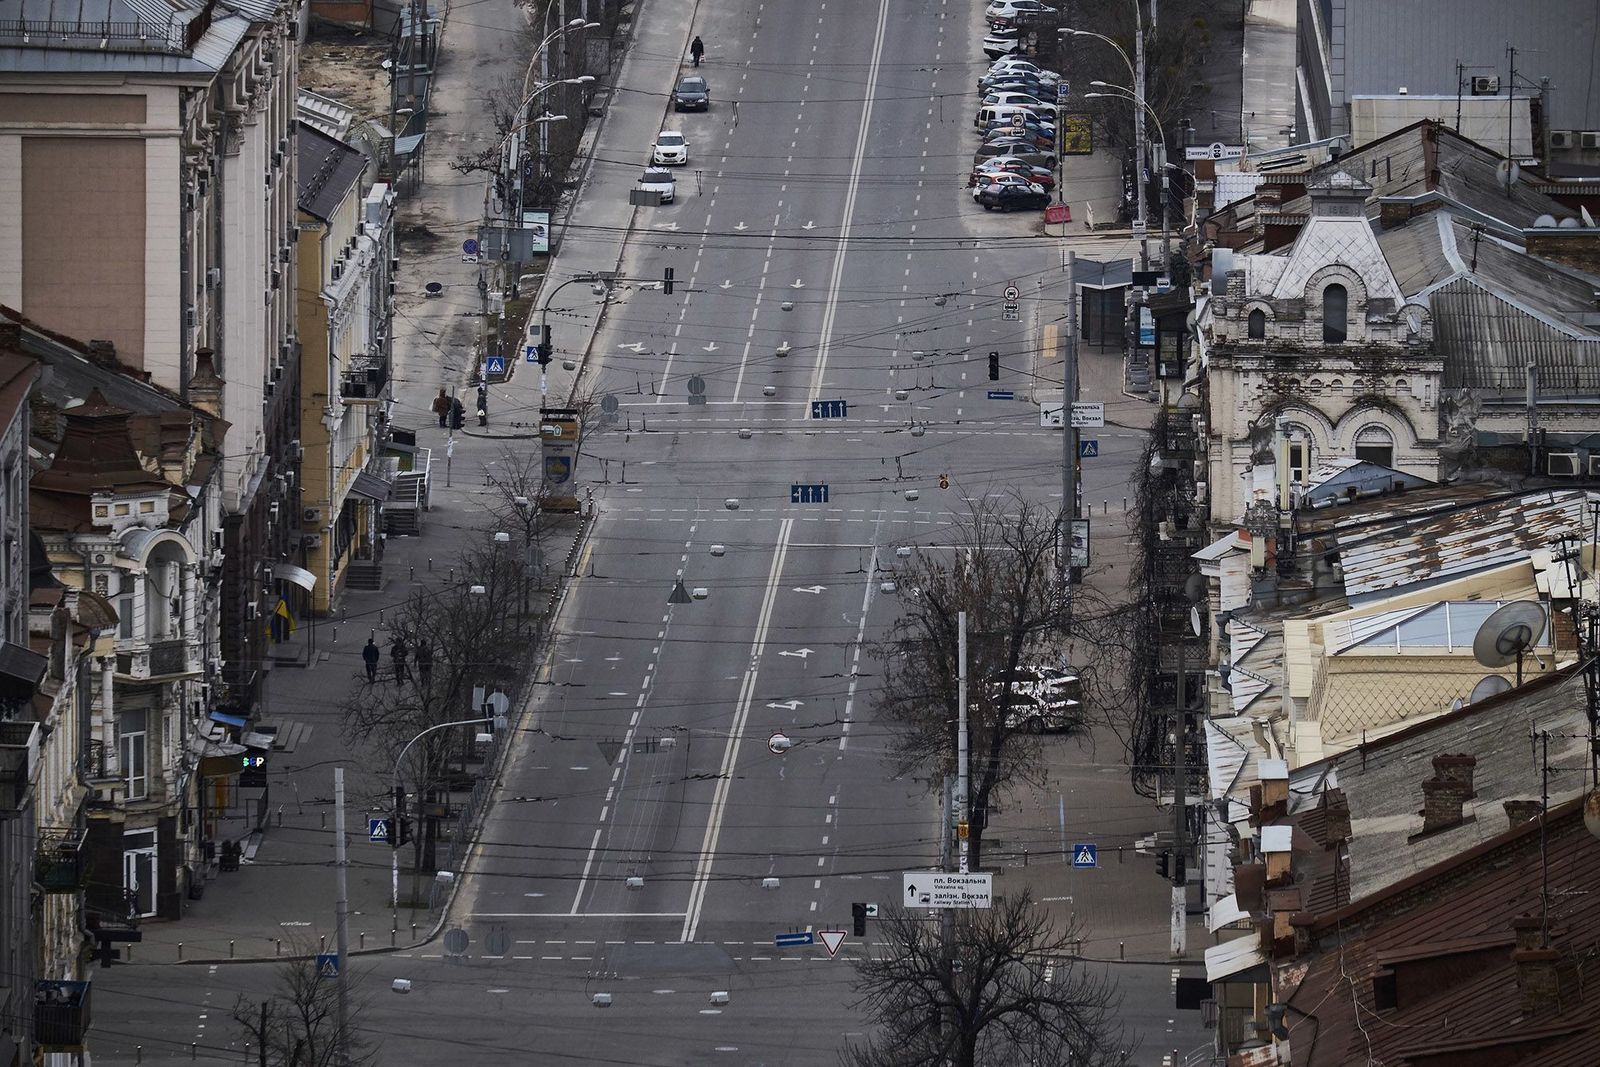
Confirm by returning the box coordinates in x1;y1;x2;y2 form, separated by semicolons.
1504;799;1543;825
1512;915;1545;951
1322;788;1352;845
1523;228;1600;274
1432;753;1477;796
85;339;119;367
189;348;224;418
1512;947;1562;1016
1420;776;1466;834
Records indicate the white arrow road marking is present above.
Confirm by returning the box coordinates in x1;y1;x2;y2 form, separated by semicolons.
792;584;826;594
777;648;815;659
682;519;795;943
734;222;749;231
703;343;720;353
801;220;817;230
791;279;805;289
618;342;646;353
719;280;733;290
652;221;681;231
766;699;803;712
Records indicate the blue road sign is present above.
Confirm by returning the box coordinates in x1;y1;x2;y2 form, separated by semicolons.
810;399;848;419
1079;439;1099;458
484;355;507;377
367;817;389;843
316;953;340;978
525;344;538;363
986;389;1015;400
791;483;830;504
1072;843;1098;868
462;238;480;255
775;932;816;948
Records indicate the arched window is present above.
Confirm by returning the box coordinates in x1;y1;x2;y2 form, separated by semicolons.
1354;425;1394;468
1247;308;1266;339
1323;284;1348;343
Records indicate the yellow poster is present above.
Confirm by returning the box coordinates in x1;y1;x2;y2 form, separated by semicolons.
1059;113;1093;156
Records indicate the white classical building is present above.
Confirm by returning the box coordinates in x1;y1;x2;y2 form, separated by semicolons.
1201;173;1443;524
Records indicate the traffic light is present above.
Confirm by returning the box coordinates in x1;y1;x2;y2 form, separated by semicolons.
664;266;676;295
1174;850;1186;885
988;351;1000;380
536;339;553;366
852;902;868;937
397;818;412;847
1156;850;1170;879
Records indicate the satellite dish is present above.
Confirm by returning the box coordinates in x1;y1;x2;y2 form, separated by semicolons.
1582;205;1596;228
1533;213;1558;229
1558;217;1581;229
1495;159;1521;185
1472;601;1547;674
1469;674;1514;704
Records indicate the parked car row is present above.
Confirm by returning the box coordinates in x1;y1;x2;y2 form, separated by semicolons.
969;51;1066;214
982;0;1057;58
638;74;712;205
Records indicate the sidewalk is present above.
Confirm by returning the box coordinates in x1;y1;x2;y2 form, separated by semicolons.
126;0;684;968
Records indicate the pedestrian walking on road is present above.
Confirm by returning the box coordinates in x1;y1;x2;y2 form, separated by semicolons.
433;388;451;427
391;636;411;682
362;637;380;682
415;642;433;687
690;35;704;66
450;397;466;430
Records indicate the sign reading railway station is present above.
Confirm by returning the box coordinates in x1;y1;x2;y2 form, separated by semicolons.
902;871;993;909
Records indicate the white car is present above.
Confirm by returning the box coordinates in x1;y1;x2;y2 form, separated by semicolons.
637;167;676;204
987;0;1056;21
971;172;1046;201
982;33;1027;59
651;131;689;166
983;58;1061;86
982;90;1056;114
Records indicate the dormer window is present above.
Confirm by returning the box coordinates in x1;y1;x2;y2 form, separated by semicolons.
1247;309;1266;339
1323;284;1348;343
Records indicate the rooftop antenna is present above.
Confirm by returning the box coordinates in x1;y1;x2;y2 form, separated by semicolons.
1472;601;1548;686
1469;673;1513;704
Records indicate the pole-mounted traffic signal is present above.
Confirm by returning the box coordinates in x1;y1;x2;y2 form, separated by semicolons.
852;902;868;937
664;266;676;295
988;351;1000;380
536;339;553;366
1156;850;1170;879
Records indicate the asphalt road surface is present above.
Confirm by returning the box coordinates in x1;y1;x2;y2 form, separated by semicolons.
88;0;1182;1062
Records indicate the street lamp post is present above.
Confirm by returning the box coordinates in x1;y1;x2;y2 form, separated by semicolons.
1061;14;1148;268
1086;83;1169;264
390;717;495;913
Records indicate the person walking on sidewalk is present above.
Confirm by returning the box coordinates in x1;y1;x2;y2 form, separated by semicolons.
432;388;451;427
362;637;380;682
391;635;411;682
415;642;433;687
690;35;704;66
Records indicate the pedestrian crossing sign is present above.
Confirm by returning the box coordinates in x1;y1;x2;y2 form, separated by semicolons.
316;953;340;978
1072;843;1098;868
367;817;389;843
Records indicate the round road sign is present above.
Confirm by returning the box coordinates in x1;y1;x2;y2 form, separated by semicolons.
687;375;707;396
600;393;619;414
768;731;792;754
1003;285;1020;301
442;928;469;955
462;239;480;255
484;929;511;956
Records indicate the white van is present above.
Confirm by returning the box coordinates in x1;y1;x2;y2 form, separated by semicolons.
975;103;1054;131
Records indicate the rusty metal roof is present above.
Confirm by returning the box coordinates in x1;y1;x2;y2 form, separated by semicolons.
1333;489;1593;601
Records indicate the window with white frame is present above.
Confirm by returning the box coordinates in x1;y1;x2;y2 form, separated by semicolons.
118;708;149;800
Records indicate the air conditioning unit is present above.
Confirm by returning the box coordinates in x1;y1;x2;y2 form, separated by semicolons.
1194;481;1209;504
280;245;291;263
1547;452;1580;477
1582;132;1600;150
1588;454;1600;476
303;506;323;524
1551;131;1575;149
245;602;259;621
185;305;196;328
206;267;221;289
1471;75;1500;95
290;438;304;461
271;269;281;290
302;534;323;549
331;264;343;282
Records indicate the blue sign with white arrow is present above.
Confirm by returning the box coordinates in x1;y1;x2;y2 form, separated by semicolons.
1072;843;1098;868
775;931;815;948
810;399;848;419
791;483;830;504
987;389;1015;400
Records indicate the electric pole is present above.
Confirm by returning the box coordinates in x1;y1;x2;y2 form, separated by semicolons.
334;768;351;1062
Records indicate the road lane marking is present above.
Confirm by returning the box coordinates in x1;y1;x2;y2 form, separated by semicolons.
681;517;794;942
808;0;891;399
568;827;604;915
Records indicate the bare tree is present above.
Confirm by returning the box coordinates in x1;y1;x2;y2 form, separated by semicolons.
482;445;557;618
845;892;1126;1067
231;956;374;1066
341;541;524;887
874;490;1134;869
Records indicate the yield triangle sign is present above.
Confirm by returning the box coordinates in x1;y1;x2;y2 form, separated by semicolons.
668;579;693;605
818;930;846;958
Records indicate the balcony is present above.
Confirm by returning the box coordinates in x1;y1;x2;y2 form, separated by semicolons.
341;356;389;403
37;828;87;892
116;639;201;681
0;720;39;812
34;980;91;1051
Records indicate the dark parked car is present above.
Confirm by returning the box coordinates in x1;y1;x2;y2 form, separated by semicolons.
978;121;1056;148
970;158;1056;190
673;75;709;111
975;183;1052;212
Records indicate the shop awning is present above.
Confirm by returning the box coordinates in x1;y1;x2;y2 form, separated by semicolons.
350;470;394;502
209;710;248;728
1205;935;1269;983
273;563;317;592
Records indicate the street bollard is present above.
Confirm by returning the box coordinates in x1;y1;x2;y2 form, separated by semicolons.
1023;849;1029;867
276;939;282;957
136;1047;142;1064
332;627;338;644
391;928;397;947
321;812;326;829
277;806;283;827
410;566;415;581
320;935;327;953
1120;942;1125;960
412;922;418;941
428;558;433;571
177;942;183;961
229;940;235;958
192;1042;197;1059
1103;500;1107;513
360;932;366;950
